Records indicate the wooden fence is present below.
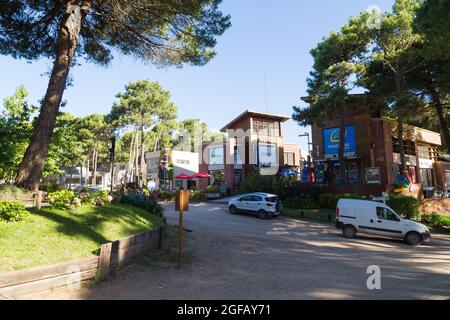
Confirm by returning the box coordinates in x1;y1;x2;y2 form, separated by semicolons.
0;191;43;210
0;225;165;299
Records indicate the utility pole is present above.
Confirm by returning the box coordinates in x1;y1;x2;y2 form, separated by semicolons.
109;134;116;191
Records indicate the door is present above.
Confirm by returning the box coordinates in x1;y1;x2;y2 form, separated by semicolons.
373;207;403;238
237;195;252;211
250;195;264;212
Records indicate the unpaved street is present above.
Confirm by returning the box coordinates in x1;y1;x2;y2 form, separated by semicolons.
34;203;450;300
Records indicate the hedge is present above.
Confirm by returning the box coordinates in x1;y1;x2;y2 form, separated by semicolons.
387;195;420;219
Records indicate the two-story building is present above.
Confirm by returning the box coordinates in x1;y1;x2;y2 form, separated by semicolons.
302;94;450;196
199;110;301;194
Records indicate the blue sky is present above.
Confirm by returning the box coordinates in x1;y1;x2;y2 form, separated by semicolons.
0;0;395;152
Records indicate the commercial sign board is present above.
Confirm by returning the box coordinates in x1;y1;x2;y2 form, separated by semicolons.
419;158;433;169
323;125;356;157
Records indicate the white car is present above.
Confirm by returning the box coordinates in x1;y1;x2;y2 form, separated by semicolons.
335;199;431;246
228;193;282;219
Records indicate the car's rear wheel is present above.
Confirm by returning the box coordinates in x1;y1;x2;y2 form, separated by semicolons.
229;205;238;215
258;209;270;219
343;225;357;239
405;231;422;246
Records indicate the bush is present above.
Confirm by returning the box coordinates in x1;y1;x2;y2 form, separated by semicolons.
421;213;450;229
205;185;220;194
190;190;207;202
0;200;30;222
157;190;176;202
119;191;165;217
318;194;360;209
0;184;27;197
241;171;273;194
47;190;79;210
387;195;419;219
283;197;320;210
39;182;63;193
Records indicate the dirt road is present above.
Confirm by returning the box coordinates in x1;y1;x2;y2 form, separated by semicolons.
32;203;450;300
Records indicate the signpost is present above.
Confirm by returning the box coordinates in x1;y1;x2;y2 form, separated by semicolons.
373;192;389;205
175;190;189;261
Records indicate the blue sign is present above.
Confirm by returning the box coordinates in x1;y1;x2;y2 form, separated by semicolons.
323;125;356;155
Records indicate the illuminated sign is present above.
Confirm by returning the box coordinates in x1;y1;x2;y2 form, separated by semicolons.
323;125;356;155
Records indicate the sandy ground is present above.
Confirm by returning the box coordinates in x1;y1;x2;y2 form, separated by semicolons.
29;203;450;300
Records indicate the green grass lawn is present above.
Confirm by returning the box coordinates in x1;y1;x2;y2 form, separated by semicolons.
282;208;336;223
0;204;163;273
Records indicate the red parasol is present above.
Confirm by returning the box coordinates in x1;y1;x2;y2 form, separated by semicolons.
191;172;212;179
175;173;192;180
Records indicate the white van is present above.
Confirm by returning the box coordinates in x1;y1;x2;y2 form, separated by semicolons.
335;199;431;246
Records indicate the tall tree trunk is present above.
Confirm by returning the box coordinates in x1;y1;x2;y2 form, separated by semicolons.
430;89;450;154
86;159;90;186
92;147;98;186
395;74;407;172
128;130;136;183
134;130;140;187
15;2;91;191
140;127;147;187
338;111;347;185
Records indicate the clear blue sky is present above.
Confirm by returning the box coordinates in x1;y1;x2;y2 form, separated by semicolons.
0;0;395;152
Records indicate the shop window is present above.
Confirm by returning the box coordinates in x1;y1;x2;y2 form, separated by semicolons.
420;169;434;187
284;152;295;166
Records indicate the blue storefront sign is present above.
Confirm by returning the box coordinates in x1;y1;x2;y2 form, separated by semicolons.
323;125;356;155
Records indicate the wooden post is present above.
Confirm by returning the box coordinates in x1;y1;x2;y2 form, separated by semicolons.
175;191;188;261
178;207;184;261
36;191;42;210
98;242;112;281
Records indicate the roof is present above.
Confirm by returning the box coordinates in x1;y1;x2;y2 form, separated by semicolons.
221;109;291;132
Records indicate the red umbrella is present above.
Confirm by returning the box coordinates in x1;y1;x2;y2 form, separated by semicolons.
191;172;212;179
175;173;192;180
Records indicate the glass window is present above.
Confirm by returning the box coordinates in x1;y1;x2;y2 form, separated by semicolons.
241;196;252;201
209;147;224;165
376;207;398;221
258;143;278;167
284;152;295;166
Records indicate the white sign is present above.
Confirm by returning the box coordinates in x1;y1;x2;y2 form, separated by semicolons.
419;158;433;169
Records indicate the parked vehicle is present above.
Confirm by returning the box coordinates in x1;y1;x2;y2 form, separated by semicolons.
228;193;282;219
335;199;431;246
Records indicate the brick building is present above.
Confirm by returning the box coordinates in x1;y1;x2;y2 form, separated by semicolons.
199;110;301;194
302;95;450;195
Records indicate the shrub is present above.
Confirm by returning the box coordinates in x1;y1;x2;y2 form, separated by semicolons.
205;185;220;194
190;190;207;202
421;212;450;229
387;195;419;219
39;182;63;193
47;190;79;210
0;200;30;222
241;171;273;194
119;191;165;217
157;190;176;201
318;194;360;209
0;184;27;197
283;197;319;210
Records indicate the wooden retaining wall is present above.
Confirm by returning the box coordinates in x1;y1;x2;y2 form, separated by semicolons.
0;225;164;299
0;191;43;210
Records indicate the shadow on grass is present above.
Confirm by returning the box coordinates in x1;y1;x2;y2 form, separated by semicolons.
33;204;161;251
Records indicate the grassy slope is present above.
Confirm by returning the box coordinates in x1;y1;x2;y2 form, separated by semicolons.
0;204;162;273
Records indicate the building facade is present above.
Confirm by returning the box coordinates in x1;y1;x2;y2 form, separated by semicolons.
145;149;199;190
303;96;449;195
199;110;302;194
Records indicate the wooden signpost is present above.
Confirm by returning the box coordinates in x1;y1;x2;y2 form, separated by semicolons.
175;190;189;261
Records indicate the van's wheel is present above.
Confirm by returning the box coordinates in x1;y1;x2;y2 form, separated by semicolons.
229;205;238;215
258;210;269;219
405;232;422;246
343;225;357;239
